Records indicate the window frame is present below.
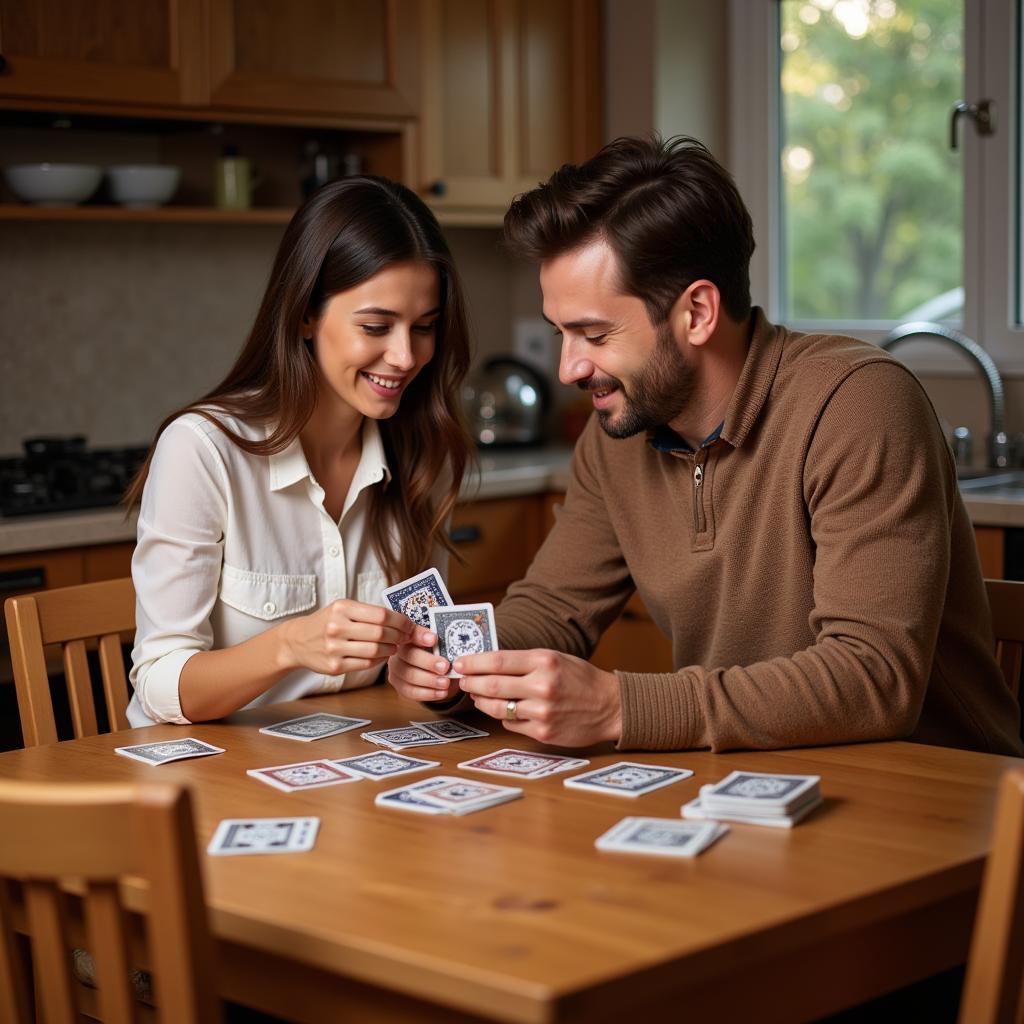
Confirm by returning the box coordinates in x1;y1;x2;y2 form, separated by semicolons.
727;0;1022;375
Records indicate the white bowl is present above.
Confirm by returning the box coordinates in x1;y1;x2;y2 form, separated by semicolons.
106;165;181;208
4;163;103;206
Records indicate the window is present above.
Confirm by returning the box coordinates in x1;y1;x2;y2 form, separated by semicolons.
729;0;1022;370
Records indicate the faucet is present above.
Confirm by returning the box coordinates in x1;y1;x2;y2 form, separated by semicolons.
881;321;1010;468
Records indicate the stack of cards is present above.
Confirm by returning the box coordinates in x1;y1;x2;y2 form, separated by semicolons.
375;775;522;816
595;817;727;858
563;762;693;797
259;713;370;742
361;719;487;751
115;738;224;765
682;770;823;828
458;748;589;779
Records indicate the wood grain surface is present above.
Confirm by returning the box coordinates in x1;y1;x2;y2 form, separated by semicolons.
0;686;1020;1023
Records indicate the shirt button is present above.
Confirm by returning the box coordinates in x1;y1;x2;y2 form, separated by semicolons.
328;545;340;557
263;601;276;615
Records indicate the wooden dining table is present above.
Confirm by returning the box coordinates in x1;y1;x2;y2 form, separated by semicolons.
0;685;1020;1024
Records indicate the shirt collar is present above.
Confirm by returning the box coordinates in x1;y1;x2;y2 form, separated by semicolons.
719;306;786;449
267;419;392;493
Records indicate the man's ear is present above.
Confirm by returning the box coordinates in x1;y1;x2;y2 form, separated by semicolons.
670;281;720;348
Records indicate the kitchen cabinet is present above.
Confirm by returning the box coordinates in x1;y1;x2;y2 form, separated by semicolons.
418;0;601;223
448;495;543;604
975;526;1005;580
206;0;419;119
0;0;205;107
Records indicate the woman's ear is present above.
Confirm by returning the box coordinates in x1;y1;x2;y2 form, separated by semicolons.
301;313;316;342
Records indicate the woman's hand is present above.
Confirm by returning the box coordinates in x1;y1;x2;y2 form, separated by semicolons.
387;629;462;703
278;599;416;677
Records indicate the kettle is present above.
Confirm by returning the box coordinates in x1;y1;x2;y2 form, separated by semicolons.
462;356;549;447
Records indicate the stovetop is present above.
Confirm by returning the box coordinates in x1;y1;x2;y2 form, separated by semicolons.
0;437;148;518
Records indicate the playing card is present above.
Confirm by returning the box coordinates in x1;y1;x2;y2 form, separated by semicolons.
681;792;822;828
375;775;522;815
701;771;821;813
409;719;490;742
458;748;590;779
428;603;498;676
331;750;441;779
246;759;362;792
382;568;453;630
595;817;727;858
259;713;370;742
207;817;320;855
563;762;694;797
114;738;225;766
360;726;448;750
375;780;452;814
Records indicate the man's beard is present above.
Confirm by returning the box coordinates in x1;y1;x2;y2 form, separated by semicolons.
583;323;696;439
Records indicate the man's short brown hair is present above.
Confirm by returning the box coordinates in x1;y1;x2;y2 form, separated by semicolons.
503;135;756;323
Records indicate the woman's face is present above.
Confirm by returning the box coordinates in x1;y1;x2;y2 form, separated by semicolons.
306;260;440;420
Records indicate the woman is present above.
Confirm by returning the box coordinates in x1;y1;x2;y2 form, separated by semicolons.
124;176;472;726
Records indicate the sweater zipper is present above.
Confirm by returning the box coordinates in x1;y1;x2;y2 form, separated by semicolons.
692;451;707;534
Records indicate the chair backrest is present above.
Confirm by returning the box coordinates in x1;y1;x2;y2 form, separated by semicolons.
959;768;1024;1024
0;779;217;1024
4;577;136;747
985;579;1024;701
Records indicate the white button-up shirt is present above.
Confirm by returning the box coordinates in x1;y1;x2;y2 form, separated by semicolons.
127;410;438;726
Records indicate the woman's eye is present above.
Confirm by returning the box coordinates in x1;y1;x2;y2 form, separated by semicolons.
413;321;438;335
360;324;390;336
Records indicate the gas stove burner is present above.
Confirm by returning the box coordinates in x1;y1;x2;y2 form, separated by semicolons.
0;437;148;518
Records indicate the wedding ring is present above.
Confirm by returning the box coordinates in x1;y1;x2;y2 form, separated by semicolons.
505;698;519;721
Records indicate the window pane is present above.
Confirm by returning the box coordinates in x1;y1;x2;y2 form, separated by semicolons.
779;0;964;323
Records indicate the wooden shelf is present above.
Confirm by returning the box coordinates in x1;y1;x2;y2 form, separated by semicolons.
0;204;295;224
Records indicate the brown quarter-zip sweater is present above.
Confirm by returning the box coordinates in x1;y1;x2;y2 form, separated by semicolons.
495;310;1024;756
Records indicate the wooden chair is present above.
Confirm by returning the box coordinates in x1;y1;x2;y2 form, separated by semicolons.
985;579;1024;701
4;577;135;746
958;768;1024;1024
0;779;218;1024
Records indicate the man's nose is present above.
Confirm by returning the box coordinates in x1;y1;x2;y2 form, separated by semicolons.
558;335;594;385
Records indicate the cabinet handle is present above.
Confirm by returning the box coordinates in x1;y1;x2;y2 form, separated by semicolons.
620;609;643;622
427;180;447;197
449;524;481;545
0;54;8;74
0;567;46;594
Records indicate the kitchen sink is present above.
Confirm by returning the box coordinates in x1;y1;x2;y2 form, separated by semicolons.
957;470;1024;496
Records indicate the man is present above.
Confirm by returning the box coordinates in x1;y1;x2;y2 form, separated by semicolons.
389;135;1023;756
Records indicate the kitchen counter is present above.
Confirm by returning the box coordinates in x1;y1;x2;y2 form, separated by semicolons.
3;444;1023;556
0;447;576;557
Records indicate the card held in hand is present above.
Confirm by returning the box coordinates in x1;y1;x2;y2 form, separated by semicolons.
427;602;498;677
382;568;453;630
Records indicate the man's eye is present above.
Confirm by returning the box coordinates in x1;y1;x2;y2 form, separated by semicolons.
585;334;607;344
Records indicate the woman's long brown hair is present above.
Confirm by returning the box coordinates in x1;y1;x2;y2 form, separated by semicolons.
125;176;473;583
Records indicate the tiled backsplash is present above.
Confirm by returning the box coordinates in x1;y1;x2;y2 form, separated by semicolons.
0;222;543;455
1;219;1020;459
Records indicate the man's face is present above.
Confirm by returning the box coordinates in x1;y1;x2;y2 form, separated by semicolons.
540;238;695;438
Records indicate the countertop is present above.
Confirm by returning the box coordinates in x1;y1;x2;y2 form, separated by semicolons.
2;444;1022;557
0;446;575;557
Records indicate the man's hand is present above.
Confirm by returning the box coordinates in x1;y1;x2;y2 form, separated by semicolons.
455;649;622;747
386;627;462;703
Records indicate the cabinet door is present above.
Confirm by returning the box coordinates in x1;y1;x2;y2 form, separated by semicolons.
419;0;601;218
207;0;419;118
0;0;205;106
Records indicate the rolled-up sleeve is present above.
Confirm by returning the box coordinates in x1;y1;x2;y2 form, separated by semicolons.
129;418;228;725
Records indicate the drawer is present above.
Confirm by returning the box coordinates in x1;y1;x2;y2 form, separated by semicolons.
448;496;542;599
